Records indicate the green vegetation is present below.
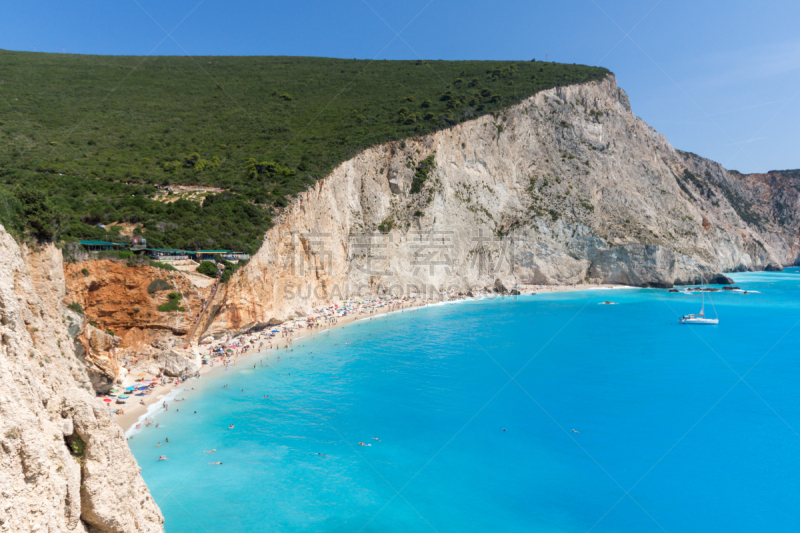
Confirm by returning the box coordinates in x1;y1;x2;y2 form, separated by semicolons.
378;218;394;234
410;154;437;194
0;50;608;247
67;302;84;315
196;261;219;278
0;174;271;253
65;434;86;457
157;292;185;312
218;258;246;283
149;260;177;271
146;278;173;294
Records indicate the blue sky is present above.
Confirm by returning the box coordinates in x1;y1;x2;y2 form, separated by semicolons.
2;0;799;174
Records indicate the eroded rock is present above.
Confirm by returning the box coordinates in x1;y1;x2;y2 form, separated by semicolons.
157;347;201;377
0;230;164;532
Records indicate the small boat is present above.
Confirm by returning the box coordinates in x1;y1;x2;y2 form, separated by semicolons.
680;275;719;325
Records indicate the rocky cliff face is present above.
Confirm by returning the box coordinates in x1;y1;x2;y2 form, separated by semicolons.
0;231;163;532
203;74;797;335
677;157;800;267
64;260;212;388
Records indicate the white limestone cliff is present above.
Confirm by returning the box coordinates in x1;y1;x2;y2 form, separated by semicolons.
0;230;163;532
203;74;796;335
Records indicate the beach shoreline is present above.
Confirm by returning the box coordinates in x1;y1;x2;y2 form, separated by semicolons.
116;283;634;433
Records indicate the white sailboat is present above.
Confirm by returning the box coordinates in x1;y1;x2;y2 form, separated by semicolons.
679;275;719;325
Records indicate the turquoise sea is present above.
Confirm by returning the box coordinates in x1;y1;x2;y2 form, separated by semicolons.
129;269;800;532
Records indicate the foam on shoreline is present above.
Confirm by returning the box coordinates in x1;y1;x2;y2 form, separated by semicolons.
125;386;184;437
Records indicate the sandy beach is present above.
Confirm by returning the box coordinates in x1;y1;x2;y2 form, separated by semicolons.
115;283;632;432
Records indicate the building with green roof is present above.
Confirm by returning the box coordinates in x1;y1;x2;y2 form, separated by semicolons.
79;240;130;251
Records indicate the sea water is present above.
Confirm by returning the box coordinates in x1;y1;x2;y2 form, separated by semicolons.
129;269;800;532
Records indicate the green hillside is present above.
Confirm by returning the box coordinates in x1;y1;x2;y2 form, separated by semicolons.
0;50;609;251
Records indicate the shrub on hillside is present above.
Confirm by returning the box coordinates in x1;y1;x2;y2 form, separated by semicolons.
410;154;436;194
147;278;172;294
197;261;219;278
14;185;59;240
157;292;185;312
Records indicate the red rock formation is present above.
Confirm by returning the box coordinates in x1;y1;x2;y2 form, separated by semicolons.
63;260;212;385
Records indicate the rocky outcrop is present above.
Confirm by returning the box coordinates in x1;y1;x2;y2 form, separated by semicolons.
75;324;124;393
678;159;800;267
157;347;201;377
0;230;163;532
707;273;735;285
63;260;212;386
200;74;795;336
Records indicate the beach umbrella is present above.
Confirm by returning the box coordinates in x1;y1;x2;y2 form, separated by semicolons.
102;398;112;402
137;386;148;390
137;373;146;377
125;387;135;391
119;395;129;399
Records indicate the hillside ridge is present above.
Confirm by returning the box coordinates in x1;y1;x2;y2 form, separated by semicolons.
0;49;608;251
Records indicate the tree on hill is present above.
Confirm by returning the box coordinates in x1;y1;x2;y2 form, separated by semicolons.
196;261;219;278
15;186;59;240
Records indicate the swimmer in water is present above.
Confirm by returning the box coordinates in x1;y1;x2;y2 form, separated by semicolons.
571;429;580;433
204;449;216;453
158;456;168;461
228;424;234;429
208;462;222;465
